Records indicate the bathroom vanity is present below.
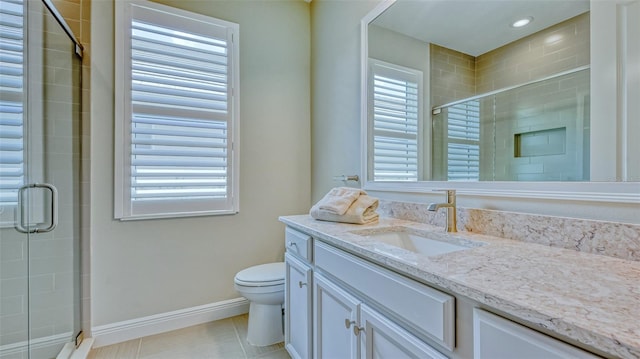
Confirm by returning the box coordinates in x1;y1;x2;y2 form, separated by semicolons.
280;215;640;359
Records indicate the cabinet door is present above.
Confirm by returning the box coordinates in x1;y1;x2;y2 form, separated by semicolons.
473;309;599;359
285;253;313;359
360;304;447;359
314;273;360;359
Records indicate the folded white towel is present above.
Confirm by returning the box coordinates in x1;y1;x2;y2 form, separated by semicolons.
315;187;367;215
310;194;379;225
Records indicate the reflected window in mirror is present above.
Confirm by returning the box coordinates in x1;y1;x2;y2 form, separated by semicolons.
369;59;423;182
439;100;480;181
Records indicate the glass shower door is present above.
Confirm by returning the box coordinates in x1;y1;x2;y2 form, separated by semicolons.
0;0;82;357
1;1;32;357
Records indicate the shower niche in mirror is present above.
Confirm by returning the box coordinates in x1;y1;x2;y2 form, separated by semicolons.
366;0;591;182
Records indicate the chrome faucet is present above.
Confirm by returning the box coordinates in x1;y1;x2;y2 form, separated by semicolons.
427;190;457;232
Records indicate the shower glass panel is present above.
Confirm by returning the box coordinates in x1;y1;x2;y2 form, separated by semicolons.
0;0;82;358
432;68;590;181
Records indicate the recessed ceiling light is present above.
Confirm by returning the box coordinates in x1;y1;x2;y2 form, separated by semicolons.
511;17;533;28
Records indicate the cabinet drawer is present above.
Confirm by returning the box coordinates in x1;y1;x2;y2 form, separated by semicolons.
473;309;599;358
314;241;455;350
285;227;313;262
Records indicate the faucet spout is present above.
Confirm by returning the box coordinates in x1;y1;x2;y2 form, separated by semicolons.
427;203;453;212
428;190;457;232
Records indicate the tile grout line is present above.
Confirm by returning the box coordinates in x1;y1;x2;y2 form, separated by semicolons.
231;317;249;359
135;338;143;359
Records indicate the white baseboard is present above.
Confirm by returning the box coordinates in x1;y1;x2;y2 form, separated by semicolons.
0;332;72;358
91;297;249;348
69;338;94;359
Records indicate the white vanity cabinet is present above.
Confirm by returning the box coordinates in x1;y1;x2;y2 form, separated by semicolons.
282;221;607;359
313;240;453;359
284;225;454;359
313;273;360;358
360;304;449;359
473;309;600;359
314;271;448;359
284;228;313;359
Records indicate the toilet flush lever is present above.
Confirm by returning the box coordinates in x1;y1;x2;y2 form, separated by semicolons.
287;241;297;247
298;281;307;288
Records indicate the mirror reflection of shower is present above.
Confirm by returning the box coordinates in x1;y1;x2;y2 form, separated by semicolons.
431;68;590;181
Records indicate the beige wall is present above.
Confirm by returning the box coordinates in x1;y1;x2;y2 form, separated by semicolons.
368;24;430;78
90;0;310;326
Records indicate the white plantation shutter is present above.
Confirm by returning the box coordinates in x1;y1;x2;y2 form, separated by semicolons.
0;0;24;218
115;0;239;219
446;100;480;181
370;60;422;181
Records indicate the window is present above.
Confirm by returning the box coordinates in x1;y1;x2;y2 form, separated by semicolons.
369;59;422;181
0;0;24;225
446;100;480;181
115;0;239;220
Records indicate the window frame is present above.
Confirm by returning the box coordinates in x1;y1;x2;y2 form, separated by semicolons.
114;0;240;220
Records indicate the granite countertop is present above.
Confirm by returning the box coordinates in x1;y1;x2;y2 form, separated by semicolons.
279;214;640;359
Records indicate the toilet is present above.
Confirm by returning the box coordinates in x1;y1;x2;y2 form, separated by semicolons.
234;262;285;346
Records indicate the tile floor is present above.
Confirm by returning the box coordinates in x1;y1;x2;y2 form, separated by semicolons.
87;314;290;359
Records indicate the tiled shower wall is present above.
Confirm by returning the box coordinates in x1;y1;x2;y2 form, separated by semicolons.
483;69;590;181
430;44;476;108
54;0;91;339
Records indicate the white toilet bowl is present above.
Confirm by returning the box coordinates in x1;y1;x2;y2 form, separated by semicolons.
234;262;285;346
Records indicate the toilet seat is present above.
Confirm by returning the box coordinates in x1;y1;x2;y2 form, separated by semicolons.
234;262;285;287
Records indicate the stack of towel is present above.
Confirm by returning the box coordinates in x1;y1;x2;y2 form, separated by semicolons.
310;187;379;224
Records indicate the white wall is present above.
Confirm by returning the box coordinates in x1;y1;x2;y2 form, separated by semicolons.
310;0;639;224
90;0;310;326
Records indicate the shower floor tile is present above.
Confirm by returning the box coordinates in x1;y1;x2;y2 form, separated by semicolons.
87;314;289;359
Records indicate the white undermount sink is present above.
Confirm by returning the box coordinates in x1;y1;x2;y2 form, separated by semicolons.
351;227;474;256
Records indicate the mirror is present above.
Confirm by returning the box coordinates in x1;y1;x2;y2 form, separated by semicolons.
361;0;640;199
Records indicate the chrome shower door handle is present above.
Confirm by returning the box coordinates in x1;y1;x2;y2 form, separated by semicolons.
15;183;58;234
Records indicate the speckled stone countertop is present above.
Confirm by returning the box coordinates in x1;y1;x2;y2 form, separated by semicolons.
279;215;640;359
